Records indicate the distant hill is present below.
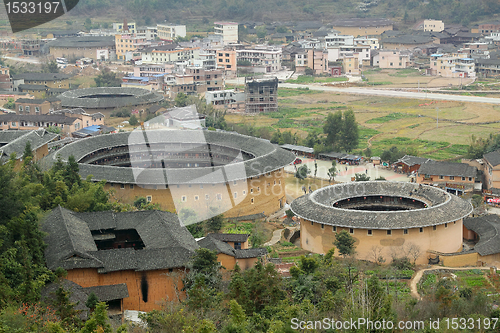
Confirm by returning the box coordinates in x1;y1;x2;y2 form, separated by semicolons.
67;0;500;29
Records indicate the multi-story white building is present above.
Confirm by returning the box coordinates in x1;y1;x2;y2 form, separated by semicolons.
214;22;238;44
205;89;246;108
353;36;379;49
327;45;371;65
429;53;475;78
141;45;200;64
157;24;187;41
295;49;329;74
237;46;282;72
423;19;444;32
133;64;173;77
324;32;354;47
113;22;136;33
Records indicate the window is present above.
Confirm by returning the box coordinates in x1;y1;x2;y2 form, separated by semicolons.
257;187;260;192
367;229;372;235
35;107;40;113
194;195;199;201
321;224;324;229
311;221;314;226
349;228;354;234
433;225;437;230
200;184;203;189
130;184;134;189
120;184;125;189
205;194;209;200
462;177;466;181
110;183;114;187
468;177;472;181
216;193;222;200
146;195;152;202
439;175;444;179
18;105;23;111
450;176;455;180
234;192;237;199
181;196;187;202
251;198;254;204
387;230;392;235
25;106;30;113
250;188;253;193
404;229;408;235
333;226;337;232
420;227;423;233
242;190;246;195
445;223;448;228
234;242;241;250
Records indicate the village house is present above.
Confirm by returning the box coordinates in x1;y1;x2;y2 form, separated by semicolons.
214;22;239;44
428;53;475;78
416;161;478;195
0;129;58;167
294;49;329;74
483;149;500;189
156;24;186;41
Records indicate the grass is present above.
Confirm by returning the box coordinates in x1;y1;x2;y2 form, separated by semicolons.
278;88;323;97
369;137;449;157
365;81;393;86
286;75;348;84
366;112;417;124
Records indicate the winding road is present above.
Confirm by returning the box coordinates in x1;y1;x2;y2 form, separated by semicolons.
279;83;500;105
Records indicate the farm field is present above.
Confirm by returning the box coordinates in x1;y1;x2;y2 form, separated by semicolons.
362;68;475;88
226;87;500;160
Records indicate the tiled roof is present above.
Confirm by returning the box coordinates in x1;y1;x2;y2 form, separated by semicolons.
83;283;129;301
47;36;115;48
42;207;199;272
291;181;472;229
18;84;47;90
12;73;70;81
15;98;49;104
484;149;500;167
0;114;79;124
49;130;296;184
208;233;249;243
197;236;236;257
417;161;477;178
463;215;500;256
396;155;432;167
58;87;163;109
0;129;58;162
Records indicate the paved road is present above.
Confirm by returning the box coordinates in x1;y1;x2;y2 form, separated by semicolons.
2;56;40;64
264;229;284;246
279;83;500;105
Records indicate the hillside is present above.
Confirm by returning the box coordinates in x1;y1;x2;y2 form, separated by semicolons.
65;0;500;29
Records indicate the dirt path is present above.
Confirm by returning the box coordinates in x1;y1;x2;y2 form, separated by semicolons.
410;266;491;300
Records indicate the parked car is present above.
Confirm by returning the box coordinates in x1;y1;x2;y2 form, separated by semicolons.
293;158;302;165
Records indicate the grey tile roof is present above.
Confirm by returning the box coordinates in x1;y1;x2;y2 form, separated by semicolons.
198;236;236;256
417;161;477;178
396;155;432;167
0;130;29;143
42;207;200;272
18;84;47;90
49;130;295;184
58;87;164;109
331;18;393;27
235;248;267;259
208;233;249;243
41;280;90;320
0;114;78;125
484;149;500;167
12;73;70;81
290;181;472;229
463;215;500;256
15;98;49;104
0;129;58;162
230;213;266;221
47;36;115;48
83;283;129;301
280;144;314;154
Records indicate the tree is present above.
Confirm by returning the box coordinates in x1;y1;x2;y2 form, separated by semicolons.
341;109;359;152
471;194;484;208
304;67;314;76
206;214;223;233
327;161;337;182
129;114;138;126
42;60;59;73
3;98;15;110
276;26;288;33
85;292;99;311
175;93;189;107
256;26;267;39
323;111;343;150
364;147;372;158
314;160;318;178
295;165;310;180
22;141;33;161
334;230;355;257
63;155;81;187
354;173;370;181
80;302;112;333
94;68;121;87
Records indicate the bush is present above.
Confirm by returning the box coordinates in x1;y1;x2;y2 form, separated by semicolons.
391;257;413;270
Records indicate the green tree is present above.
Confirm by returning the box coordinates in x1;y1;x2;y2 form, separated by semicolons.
94;68;121;87
128;114;138;126
206;214;224;233
22;141;33;161
3;98;15;110
327;161;337;182
341;109;359;152
42;60;59;73
175;92;189;107
256;26;267;39
295;165;310;180
223;300;249;333
354;173;370;181
133;197;147;209
85;292;99;311
334;230;355;257
63;155;81;188
323;111;343;150
80;302;111;333
364;147;372;158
